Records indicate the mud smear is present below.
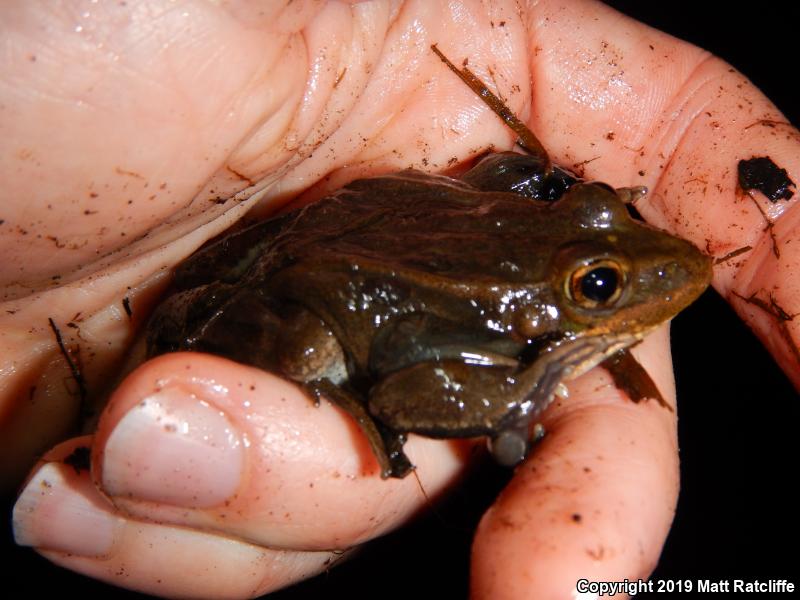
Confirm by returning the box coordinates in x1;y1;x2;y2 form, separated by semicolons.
738;156;795;202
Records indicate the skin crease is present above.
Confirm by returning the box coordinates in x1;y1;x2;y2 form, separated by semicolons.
2;0;798;598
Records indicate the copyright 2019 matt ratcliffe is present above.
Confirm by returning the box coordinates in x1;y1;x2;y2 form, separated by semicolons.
575;578;795;595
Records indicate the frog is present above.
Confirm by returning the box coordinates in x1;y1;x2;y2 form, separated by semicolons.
145;46;712;479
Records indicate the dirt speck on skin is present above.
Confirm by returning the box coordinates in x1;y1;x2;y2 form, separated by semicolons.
586;545;606;560
63;445;91;474
497;514;519;530
122;296;132;318
738;184;782;259
732;290;800;368
713;245;752;265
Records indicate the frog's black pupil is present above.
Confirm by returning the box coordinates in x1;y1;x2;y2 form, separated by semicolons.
581;267;618;302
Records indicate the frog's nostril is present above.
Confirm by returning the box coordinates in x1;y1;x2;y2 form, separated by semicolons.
657;261;681;280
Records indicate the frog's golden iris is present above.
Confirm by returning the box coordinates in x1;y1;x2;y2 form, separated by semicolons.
568;259;625;308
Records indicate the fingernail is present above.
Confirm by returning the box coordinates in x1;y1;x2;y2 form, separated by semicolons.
102;384;244;508
13;463;119;557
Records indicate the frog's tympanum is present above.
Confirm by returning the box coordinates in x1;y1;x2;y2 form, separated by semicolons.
146;46;712;478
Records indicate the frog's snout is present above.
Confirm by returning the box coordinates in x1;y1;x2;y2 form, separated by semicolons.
648;241;713;309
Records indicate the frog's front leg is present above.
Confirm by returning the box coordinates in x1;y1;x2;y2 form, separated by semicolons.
368;358;560;468
368;333;620;468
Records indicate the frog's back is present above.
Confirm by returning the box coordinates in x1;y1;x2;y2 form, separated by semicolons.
250;170;556;284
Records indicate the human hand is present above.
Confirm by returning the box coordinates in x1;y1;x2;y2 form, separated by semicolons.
5;1;798;598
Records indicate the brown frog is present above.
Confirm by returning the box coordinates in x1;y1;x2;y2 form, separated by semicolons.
145;47;712;478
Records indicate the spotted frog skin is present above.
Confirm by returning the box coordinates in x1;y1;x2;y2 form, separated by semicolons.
145;48;712;478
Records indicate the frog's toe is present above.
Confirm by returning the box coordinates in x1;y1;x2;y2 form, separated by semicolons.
379;428;414;479
384;451;414;479
488;428;529;467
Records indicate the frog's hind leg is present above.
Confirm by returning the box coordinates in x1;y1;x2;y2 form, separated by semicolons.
430;44;550;169
305;379;413;479
277;304;348;385
615;185;648;204
278;307;413;478
431;44;578;202
146;284;285;371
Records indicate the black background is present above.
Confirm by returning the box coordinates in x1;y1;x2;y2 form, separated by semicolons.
3;2;798;598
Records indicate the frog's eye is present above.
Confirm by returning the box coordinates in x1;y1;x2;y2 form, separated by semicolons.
567;259;625;307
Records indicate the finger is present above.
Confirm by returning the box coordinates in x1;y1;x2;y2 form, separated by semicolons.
472;327;679;599
525;0;800;383
90;353;469;551
13;436;340;599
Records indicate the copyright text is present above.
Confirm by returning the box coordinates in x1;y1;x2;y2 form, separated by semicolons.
575;578;795;595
